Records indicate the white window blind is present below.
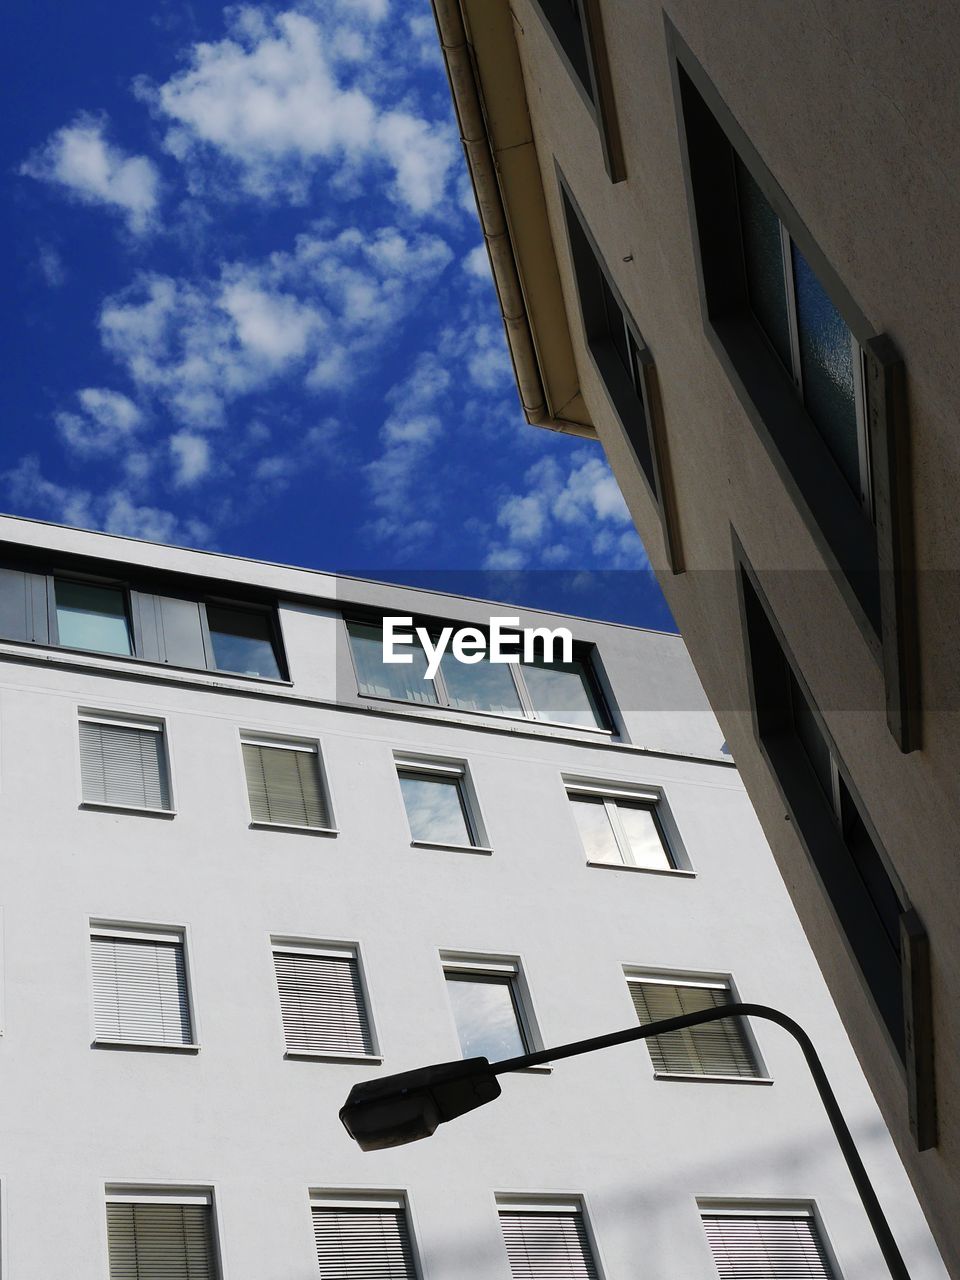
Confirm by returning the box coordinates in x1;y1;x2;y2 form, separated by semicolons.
92;932;193;1046
312;1204;416;1279
703;1213;836;1278
80;718;171;810
274;949;373;1055
499;1209;599;1279
242;740;330;828
629;979;759;1077
106;1202;216;1279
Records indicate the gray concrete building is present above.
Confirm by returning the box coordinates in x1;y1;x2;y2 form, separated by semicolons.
0;512;946;1277
429;1;960;1272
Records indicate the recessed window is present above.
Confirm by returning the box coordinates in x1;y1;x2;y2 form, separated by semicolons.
206;602;282;678
498;1197;600;1279
568;786;676;871
444;957;532;1062
520;655;606;728
701;1205;837;1279
627;975;763;1080
438;649;524;717
55;579;132;656
312;1194;417;1279
347;620;439;704
396;757;482;849
91;924;195;1049
242;736;332;830
272;940;376;1059
106;1188;217;1279
79;713;172;813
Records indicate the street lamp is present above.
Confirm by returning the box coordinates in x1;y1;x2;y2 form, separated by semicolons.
340;1002;911;1280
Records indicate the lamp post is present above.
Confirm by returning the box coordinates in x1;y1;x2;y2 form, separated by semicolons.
340;1002;910;1280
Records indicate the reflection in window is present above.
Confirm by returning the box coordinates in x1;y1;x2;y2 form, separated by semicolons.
571;795;622;864
521;656;606;728
570;792;674;870
55;580;132;656
439;651;524;717
399;770;474;846
206;604;282;678
347;621;438;704
446;971;528;1061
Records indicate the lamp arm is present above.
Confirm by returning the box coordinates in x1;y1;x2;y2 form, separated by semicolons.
492;1002;909;1280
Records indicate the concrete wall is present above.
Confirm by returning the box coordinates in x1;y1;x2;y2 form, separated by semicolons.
0;518;945;1276
505;0;960;1270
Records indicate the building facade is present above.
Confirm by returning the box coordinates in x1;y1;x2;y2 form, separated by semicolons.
429;1;960;1271
0;513;946;1277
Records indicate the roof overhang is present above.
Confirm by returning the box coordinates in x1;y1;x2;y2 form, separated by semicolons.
432;0;595;438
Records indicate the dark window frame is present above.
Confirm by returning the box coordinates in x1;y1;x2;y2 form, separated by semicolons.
734;533;935;1149
201;596;287;680
529;0;626;182
49;573;134;657
558;169;684;573
666;18;919;752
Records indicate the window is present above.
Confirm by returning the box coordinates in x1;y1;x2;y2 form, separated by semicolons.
559;175;683;572
106;1188;217;1278
272;940;377;1059
669;22;918;750
242;736;332;830
701;1205;837;1279
736;552;935;1148
348;618;613;732
312;1194;417;1279
498;1198;600;1280
567;783;678;871
55;579;132;656
206;602;282;678
91;925;195;1049
79;713;172;812
529;1;624;181
443;956;532;1062
627;975;763;1080
396;756;483;849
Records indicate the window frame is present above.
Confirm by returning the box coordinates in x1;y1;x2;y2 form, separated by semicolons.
89;920;199;1052
50;573;134;657
309;1189;423;1280
667;18;919;752
563;776;692;875
624;968;770;1084
103;1185;221;1280
270;936;382;1063
557;169;684;573
239;732;336;835
734;536;935;1148
698;1200;841;1280
201;596;287;681
528;0;625;183
345;614;616;735
77;707;176;817
394;754;490;853
440;952;546;1070
495;1192;606;1280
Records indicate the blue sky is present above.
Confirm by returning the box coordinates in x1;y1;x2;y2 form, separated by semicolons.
2;0;673;629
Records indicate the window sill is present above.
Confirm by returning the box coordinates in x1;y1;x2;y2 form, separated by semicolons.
515;1063;553;1074
410;840;493;856
586;860;694;878
248;822;339;837
93;1039;199;1053
653;1071;773;1085
80;802;176;819
284;1050;383;1064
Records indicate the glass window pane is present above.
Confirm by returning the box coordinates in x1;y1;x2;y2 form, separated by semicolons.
55;580;132;656
570;796;622;864
599;269;630;375
206;604;281;678
520;657;605;728
617;802;673;870
791;243;863;497
789;669;834;806
735;157;793;371
399;772;473;845
438;651;524;717
347;622;438;705
446;974;527;1061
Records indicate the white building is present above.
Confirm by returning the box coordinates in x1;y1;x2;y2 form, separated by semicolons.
0;513;944;1278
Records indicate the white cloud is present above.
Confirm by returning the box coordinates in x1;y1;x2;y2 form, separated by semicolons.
55;388;144;456
21;115;160;234
38;244;67;287
139;8;456;213
463;244;489;279
169;432;211;487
